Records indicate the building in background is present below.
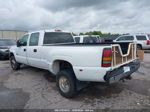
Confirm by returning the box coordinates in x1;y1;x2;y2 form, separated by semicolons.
0;30;28;40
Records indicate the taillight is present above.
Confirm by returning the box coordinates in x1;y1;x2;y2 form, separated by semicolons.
100;40;105;43
146;40;150;45
102;48;112;67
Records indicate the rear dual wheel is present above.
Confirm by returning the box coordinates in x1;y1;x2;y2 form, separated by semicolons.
56;70;77;98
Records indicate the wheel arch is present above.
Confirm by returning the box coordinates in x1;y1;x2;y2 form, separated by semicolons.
9;52;14;57
52;60;75;75
137;44;142;49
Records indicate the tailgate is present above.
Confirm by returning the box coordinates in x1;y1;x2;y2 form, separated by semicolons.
111;42;137;69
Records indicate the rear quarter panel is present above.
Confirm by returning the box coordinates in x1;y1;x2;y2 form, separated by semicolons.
41;46;112;82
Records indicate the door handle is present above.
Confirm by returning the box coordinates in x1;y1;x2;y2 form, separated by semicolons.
33;49;37;52
24;49;26;52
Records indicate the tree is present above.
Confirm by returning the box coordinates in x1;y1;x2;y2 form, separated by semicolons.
79;31;120;38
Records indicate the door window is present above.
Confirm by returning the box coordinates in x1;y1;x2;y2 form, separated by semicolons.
29;33;40;46
20;35;29;46
116;36;125;41
117;36;134;41
124;36;134;41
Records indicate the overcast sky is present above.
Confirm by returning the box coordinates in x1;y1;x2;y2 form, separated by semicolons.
0;0;150;34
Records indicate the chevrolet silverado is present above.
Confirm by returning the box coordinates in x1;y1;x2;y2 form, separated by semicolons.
9;30;140;98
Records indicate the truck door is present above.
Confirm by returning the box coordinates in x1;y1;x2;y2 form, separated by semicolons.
16;34;29;64
27;32;42;68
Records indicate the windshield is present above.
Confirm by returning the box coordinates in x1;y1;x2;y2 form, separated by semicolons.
83;36;99;43
0;39;16;46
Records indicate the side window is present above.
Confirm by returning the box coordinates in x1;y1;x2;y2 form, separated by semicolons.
148;35;150;40
117;36;125;41
124;36;134;41
29;33;39;46
20;35;29;46
136;36;147;40
75;37;80;43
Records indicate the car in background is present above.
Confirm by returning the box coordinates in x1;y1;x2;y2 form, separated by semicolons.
74;35;100;43
0;39;16;60
114;35;150;50
100;36;118;43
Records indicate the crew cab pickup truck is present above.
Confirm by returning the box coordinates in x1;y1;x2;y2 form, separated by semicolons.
9;30;140;98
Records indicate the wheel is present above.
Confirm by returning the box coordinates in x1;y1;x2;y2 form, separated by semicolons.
10;55;20;70
56;69;77;98
137;45;142;50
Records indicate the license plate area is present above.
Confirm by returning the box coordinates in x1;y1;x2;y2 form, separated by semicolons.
123;66;130;73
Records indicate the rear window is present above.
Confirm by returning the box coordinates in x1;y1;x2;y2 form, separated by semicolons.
43;32;74;44
0;39;16;46
136;36;147;40
83;37;99;43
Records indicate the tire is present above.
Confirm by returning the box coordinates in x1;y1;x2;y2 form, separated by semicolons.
10;55;20;70
56;69;77;98
137;45;142;50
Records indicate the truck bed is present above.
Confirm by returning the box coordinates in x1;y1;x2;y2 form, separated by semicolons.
44;42;137;69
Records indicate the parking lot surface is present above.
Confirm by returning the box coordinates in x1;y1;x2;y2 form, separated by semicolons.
0;54;150;109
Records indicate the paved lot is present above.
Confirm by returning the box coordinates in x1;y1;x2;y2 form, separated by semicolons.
0;54;149;109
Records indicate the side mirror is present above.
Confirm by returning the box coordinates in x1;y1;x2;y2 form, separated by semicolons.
17;40;21;47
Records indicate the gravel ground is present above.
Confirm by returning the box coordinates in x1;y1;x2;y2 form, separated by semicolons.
0;54;149;110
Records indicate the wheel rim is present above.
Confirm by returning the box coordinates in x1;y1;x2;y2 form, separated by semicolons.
11;58;15;69
59;76;70;93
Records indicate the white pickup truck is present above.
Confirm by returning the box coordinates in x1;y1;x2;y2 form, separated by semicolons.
9;30;140;98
